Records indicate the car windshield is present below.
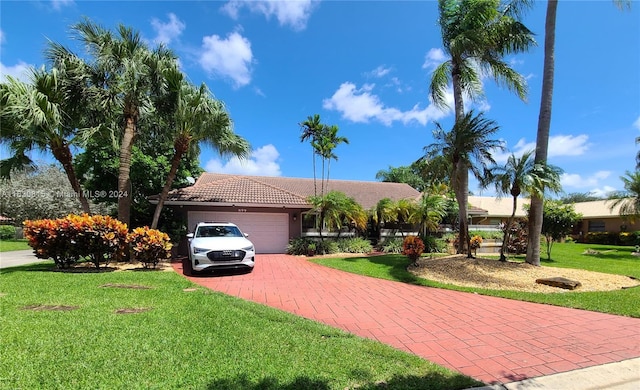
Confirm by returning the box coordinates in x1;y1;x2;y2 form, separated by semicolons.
196;226;243;238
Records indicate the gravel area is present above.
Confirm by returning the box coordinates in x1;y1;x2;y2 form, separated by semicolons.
408;255;639;293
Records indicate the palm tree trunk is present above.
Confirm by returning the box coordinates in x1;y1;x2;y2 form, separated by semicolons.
117;116;136;226
454;161;470;257
500;196;518;262
527;0;557;266
51;143;91;214
151;139;188;229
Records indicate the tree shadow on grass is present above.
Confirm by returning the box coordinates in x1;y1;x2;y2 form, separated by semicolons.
205;371;481;390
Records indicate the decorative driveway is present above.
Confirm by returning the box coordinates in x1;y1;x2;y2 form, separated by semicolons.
172;254;640;385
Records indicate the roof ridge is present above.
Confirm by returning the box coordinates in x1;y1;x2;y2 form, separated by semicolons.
246;176;309;202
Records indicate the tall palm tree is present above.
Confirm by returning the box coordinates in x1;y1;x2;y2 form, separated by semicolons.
527;0;630;266
485;150;562;261
315;124;349;197
299;114;324;197
46;18;178;225
0;68;91;213
424;110;504;257
150;80;250;229
430;0;535;124
608;171;640;221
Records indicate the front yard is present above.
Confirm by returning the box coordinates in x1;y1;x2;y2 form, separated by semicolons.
0;262;480;390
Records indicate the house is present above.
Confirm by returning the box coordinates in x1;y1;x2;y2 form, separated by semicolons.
154;173;422;254
467;196;639;236
573;199;639;235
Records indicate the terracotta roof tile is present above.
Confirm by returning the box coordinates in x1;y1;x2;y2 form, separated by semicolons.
166;173;421;209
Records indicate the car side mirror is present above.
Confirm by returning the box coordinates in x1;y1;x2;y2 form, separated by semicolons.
186;233;194;239
244;233;249;238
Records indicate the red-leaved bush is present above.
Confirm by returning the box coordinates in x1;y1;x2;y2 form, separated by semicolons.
402;235;425;265
23;214;171;269
128;226;172;268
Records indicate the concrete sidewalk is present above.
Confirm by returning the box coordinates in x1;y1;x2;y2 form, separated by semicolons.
0;249;45;269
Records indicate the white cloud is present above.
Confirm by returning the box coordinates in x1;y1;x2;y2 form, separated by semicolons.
422;48;447;71
366;65;392;78
322;82;451;126
51;0;74;10
205;144;281;176
492;134;591;163
589;186;617;198
199;31;253;88
561;171;611;189
151;13;185;45
221;0;319;31
0;61;31;82
633;115;640;131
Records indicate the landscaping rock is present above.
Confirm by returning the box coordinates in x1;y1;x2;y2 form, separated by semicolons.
535;277;581;290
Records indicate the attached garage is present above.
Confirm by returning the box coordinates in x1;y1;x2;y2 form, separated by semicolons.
188;211;290;254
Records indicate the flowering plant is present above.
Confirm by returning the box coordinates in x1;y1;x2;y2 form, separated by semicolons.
402;235;425;265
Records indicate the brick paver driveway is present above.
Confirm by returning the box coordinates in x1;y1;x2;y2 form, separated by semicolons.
172;254;640;384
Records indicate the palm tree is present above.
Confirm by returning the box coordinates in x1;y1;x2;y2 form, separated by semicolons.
485;150;562;261
0;68;91;213
636;136;640;170
150;80;250;229
315;124;349;197
424;110;504;257
318;191;367;237
527;0;630;266
299;114;324;197
608;171;640;221
410;193;448;237
46;18;178;225
430;0;535;124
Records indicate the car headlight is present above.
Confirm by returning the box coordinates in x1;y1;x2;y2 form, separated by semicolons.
193;247;209;254
242;245;255;252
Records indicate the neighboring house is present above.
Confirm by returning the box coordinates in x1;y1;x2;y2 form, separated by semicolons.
153;173;421;254
467;196;530;228
467;196;639;236
573;199;639;235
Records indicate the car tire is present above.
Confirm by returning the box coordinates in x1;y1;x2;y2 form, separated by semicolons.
182;256;194;276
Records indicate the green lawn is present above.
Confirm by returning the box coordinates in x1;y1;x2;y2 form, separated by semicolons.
311;243;640;318
0;263;481;390
0;239;30;252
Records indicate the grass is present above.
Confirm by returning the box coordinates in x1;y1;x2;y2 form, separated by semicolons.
311;243;640;318
0;239;30;252
0;263;481;390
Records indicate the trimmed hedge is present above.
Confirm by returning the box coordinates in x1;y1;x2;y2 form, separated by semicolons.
0;225;16;240
286;237;372;256
584;231;640;246
23;214;172;269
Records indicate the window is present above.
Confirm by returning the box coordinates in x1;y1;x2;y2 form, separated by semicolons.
588;220;605;232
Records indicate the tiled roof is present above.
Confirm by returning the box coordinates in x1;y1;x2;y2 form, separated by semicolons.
164;173;422;209
573;199;634;218
468;196;530;218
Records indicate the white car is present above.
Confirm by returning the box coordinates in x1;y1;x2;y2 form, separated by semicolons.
183;222;255;275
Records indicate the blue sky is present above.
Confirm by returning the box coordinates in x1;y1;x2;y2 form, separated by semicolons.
1;0;638;197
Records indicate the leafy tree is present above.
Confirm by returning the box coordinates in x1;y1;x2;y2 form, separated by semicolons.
46;18;179;225
527;200;581;261
484;150;562;261
424;110;504;257
0;165;109;224
430;0;535;123
559;192;604;204
608;170;640;222
150;81;250;228
527;0;630;266
376;165;427;192
0;68;91;212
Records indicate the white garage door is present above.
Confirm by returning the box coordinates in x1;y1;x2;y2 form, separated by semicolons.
188;211;289;254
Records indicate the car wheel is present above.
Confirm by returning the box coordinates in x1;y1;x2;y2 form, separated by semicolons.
182;256;194;276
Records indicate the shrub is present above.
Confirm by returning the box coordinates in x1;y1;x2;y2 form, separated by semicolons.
0;225;16;240
505;218;528;255
287;237;312;255
469;235;483;255
421;235;447;253
469;230;503;240
128;227;173;268
24;214;128;269
336;237;372;253
380;238;403;253
402;236;425;265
